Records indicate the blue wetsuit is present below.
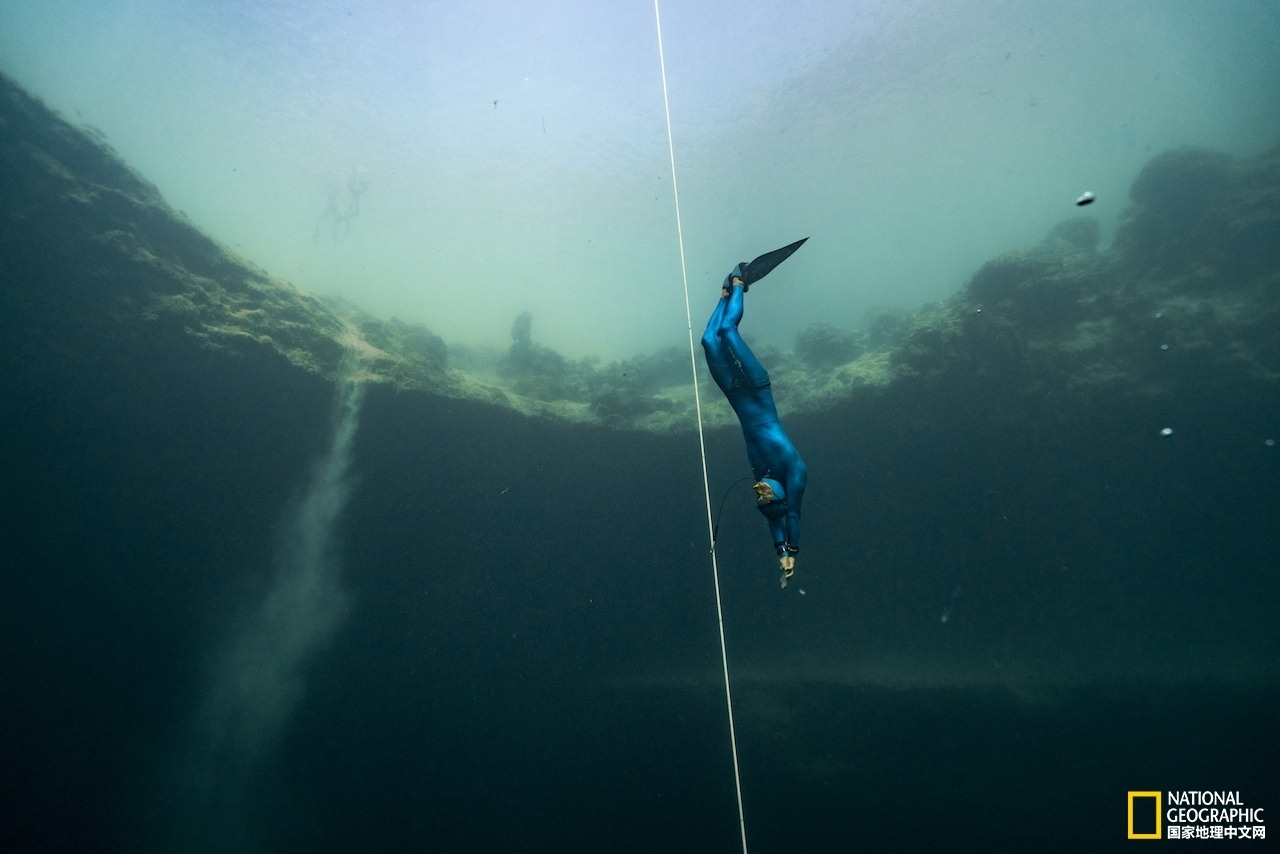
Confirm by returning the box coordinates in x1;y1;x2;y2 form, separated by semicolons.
701;269;808;558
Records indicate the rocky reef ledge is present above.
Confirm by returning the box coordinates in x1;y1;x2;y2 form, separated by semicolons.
3;71;1277;432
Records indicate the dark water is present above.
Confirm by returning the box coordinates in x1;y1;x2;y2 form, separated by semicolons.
3;316;1277;852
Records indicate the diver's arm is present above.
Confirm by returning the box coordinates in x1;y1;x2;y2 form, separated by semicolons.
783;473;805;554
765;504;798;581
767;516;791;557
779;460;807;569
782;488;802;556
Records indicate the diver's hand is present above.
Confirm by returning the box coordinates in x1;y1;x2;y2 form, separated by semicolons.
778;555;795;588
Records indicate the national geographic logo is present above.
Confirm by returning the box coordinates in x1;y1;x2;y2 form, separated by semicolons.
1128;791;1267;841
1129;792;1162;840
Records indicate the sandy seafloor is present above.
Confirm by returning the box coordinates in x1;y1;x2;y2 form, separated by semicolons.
2;72;1278;852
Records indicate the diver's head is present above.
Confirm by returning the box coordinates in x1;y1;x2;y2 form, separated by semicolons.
753;479;787;520
753;478;784;503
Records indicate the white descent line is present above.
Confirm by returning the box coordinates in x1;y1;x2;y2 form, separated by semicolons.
652;3;749;853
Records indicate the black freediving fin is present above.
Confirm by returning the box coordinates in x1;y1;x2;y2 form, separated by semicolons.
741;237;808;286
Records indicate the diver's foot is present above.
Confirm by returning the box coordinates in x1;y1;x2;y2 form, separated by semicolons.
722;277;746;299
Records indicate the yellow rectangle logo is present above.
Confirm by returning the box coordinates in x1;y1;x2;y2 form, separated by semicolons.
1129;791;1162;839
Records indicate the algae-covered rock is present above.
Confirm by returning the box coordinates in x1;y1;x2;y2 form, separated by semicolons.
796;322;864;368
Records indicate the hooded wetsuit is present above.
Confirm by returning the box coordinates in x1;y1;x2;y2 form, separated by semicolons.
701;269;808;557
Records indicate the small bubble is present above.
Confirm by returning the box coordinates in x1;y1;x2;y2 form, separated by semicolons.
1160;344;1169;350
1267;439;1275;447
1160;427;1174;436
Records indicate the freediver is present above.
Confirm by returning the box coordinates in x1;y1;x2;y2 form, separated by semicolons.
702;238;809;586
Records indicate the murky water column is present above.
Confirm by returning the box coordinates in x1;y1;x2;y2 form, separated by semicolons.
166;370;363;854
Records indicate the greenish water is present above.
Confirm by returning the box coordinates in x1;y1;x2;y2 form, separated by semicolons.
2;1;1278;357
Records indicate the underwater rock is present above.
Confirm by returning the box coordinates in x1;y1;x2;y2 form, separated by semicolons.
1043;216;1100;252
0;71;358;379
967;254;1056;305
1114;145;1280;281
795;322;863;368
503;311;574;401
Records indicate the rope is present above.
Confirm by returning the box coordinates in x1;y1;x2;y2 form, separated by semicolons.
652;4;749;853
713;477;756;547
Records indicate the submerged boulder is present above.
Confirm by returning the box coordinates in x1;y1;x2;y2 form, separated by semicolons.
1114;145;1280;282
